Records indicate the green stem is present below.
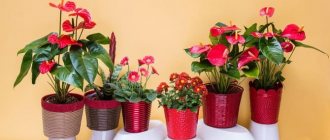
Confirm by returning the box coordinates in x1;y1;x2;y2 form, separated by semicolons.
279;47;296;72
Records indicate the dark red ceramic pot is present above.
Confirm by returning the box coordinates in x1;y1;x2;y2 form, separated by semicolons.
121;101;152;133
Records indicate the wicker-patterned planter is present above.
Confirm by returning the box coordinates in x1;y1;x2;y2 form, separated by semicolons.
164;106;199;139
41;93;84;138
85;91;121;131
121;101;151;133
249;81;283;124
203;84;243;128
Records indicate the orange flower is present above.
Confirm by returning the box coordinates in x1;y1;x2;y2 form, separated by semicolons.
169;73;179;82
156;82;169;93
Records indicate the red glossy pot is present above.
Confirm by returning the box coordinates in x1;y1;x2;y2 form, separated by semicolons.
121;101;151;133
249;82;283;124
164;106;199;140
203;85;243;128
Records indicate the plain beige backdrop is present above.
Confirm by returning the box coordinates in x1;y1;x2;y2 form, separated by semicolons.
1;0;330;140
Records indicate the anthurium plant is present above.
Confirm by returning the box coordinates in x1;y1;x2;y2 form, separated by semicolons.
14;0;113;103
156;72;207;112
110;56;159;103
241;7;328;89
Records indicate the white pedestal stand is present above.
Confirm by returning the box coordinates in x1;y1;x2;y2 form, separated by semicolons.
49;137;75;140
197;120;254;140
250;121;279;140
91;129;116;140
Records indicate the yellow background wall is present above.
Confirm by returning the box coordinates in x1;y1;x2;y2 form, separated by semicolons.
1;0;330;139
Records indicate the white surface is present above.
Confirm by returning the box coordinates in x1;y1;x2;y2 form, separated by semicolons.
114;120;166;140
250;121;279;140
91;130;116;140
49;137;75;140
197;120;254;140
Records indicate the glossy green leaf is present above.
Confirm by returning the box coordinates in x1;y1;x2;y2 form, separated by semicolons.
215;22;227;27
292;41;329;57
87;33;110;45
51;66;84;90
260;38;284;64
242;62;259;78
14;50;33;87
87;42;114;70
111;65;122;82
209;33;219;45
146;91;157;102
191;61;213;74
244;23;257;37
17;33;51;54
31;61;40;84
221;66;240;79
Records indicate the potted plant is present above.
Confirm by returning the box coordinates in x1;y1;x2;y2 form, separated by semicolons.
84;32;121;136
110;56;159;133
185;22;251;128
157;72;206;139
242;7;328;124
14;0;113;139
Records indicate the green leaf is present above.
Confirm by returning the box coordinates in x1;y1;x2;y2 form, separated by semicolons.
215;22;227;27
87;42;114;70
244;23;257;37
17;33;51;54
70;48;98;84
221;66;240;79
111;65;122;82
191;61;213;74
129;94;141;103
260;38;284;64
33;45;60;62
209;33;219;45
51;66;84;90
292;41;329;57
87;33;110;45
242;62;259;78
98;68;107;84
146;91;157;102
184;48;201;58
14;50;33;87
31;61;40;84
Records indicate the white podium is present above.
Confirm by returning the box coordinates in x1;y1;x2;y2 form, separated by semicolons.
114;120;166;140
49;137;75;140
197;120;254;140
91;130;116;140
250;121;279;140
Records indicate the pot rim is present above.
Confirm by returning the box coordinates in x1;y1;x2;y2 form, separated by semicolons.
205;83;244;95
41;93;84;112
249;81;283;93
84;91;121;109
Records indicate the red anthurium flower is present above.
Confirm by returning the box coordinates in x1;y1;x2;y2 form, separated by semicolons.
120;56;129;66
70;8;92;23
260;7;275;17
49;1;76;12
251;32;263;38
281;42;294;53
62;20;74;32
207;44;229;66
157;82;169;93
238;47;259;69
48;33;58;44
57;35;82;49
264;32;274;38
128;71;140;83
139;67;149;77
151;66;159;75
282;24;306;41
77;21;96;30
143;56;155;65
138;59;145;66
39;61;56;74
169;73;179;82
210;25;240;37
189;44;211;54
226;35;245;45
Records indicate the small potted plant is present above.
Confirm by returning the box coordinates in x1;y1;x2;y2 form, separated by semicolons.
84;33;121;135
111;56;159;133
157;72;206;139
185;22;252;128
242;7;328;124
14;0;113;139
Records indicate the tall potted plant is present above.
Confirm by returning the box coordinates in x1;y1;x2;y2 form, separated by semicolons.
84;32;121;137
185;22;252;128
14;0;113;139
111;56;159;133
157;72;206;139
242;7;328;124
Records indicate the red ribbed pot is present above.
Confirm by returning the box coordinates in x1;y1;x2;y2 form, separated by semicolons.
121;101;151;133
203;85;243;128
164;106;199;140
249;82;283;124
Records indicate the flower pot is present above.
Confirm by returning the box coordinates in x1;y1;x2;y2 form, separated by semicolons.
203;85;243;128
84;91;121;131
121;101;152;133
164;106;199;140
249;82;283;124
41;93;84;138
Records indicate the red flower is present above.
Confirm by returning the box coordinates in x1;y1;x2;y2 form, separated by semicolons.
48;33;58;44
281;42;294;53
193;84;208;95
170;73;179;82
143;56;155;65
77;21;96;29
138;59;146;66
57;35;82;49
207;44;229;66
179;72;190;79
260;7;275;17
120;56;129;66
226;35;245;45
264;32;274;38
238;47;259;69
151;66;159;75
70;8;92;23
189;44;211;54
62;20;74;32
210;25;240;37
139;67;149;77
281;24;306;41
251;32;263;38
128;71;140;83
156;82;169;93
49;1;76;12
39;61;56;74
191;77;203;86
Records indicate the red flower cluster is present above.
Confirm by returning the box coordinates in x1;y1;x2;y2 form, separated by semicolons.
47;33;82;49
122;56;159;83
